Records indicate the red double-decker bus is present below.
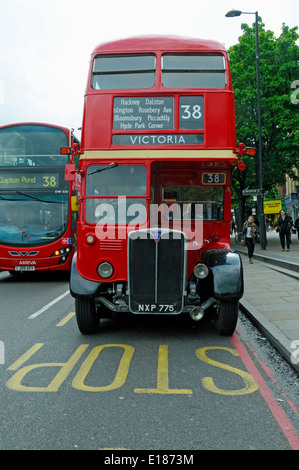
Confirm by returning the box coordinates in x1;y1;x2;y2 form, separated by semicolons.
0;122;79;273
69;35;246;335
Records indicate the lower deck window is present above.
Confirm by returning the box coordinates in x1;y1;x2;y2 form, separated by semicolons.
85;198;146;225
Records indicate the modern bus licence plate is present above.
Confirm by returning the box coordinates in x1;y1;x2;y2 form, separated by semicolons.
14;266;35;271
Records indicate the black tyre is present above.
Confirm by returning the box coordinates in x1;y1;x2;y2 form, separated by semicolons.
75;298;99;334
215;301;239;335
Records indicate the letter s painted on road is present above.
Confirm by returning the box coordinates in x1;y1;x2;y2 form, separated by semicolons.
196;346;258;395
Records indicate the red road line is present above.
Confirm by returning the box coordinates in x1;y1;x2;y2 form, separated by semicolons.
231;333;299;450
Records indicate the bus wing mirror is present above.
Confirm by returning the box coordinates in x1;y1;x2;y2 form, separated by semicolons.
65;163;77;181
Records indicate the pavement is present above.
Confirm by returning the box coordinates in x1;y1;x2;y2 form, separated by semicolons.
231;230;299;374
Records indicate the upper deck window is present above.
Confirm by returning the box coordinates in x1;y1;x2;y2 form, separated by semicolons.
161;54;226;89
0;125;69;166
92;54;156;90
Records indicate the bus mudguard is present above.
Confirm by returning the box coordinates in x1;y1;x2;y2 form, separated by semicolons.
201;249;244;301
69;253;101;298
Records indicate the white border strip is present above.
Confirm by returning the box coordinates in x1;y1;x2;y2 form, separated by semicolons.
28;290;70;319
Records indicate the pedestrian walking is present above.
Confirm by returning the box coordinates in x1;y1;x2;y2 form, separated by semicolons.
242;215;257;263
295;217;299;240
277;209;292;251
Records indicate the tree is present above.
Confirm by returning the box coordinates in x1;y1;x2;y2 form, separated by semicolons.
228;20;299;223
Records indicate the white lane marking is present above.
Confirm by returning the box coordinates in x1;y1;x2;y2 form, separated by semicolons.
28;290;70;319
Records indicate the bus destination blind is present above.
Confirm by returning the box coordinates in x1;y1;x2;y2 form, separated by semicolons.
113;96;204;130
113;96;204;146
0;172;60;190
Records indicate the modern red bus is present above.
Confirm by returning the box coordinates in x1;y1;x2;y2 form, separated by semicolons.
0;122;79;273
69;35;247;335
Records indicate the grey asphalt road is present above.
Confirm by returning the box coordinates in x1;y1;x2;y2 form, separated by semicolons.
0;270;298;450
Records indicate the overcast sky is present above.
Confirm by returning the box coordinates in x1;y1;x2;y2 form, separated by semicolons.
0;0;298;138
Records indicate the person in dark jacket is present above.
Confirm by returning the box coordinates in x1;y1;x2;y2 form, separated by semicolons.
277;209;292;251
242;215;257;263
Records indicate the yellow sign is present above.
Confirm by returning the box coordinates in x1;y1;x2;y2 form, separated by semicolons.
264;200;282;214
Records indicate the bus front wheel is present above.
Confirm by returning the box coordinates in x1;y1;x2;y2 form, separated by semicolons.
215;301;239;336
75;298;99;334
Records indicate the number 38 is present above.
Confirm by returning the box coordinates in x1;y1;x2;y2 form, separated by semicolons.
180;104;202;120
43;176;57;187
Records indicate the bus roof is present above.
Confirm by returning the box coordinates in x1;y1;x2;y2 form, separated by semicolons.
0;122;71;135
91;35;227;55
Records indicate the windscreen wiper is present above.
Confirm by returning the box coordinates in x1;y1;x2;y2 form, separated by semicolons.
16;191;61;204
0;195;19;201
88;162;118;175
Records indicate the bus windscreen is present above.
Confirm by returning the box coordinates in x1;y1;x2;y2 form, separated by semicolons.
0;194;68;245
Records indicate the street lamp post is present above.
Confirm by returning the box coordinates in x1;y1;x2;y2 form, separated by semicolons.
225;9;267;250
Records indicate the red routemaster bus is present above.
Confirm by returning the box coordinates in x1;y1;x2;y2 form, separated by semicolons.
0;122;79;273
68;35;247;335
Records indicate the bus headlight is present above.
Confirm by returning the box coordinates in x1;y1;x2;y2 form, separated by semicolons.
194;263;209;279
86;233;96;244
52;247;71;257
51;246;72;264
97;262;114;279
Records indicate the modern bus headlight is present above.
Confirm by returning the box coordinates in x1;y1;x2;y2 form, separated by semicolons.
97;261;114;279
194;263;209;279
51;246;72;264
53;247;71;257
